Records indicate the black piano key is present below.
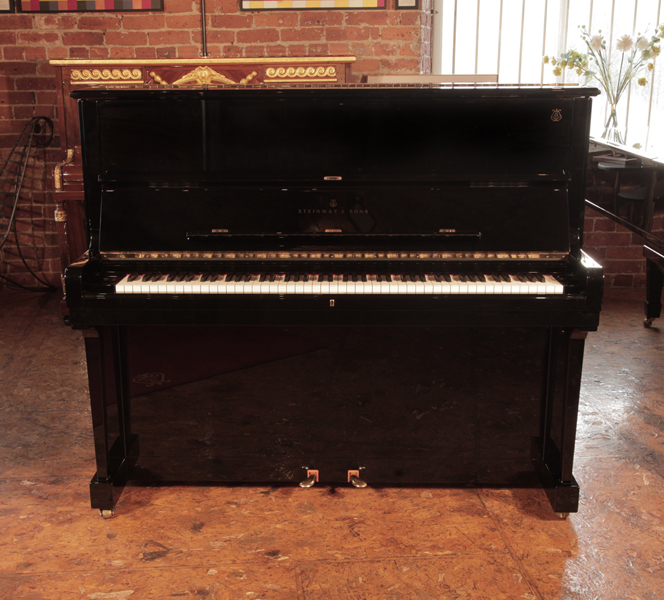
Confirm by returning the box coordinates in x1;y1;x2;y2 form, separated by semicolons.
128;273;140;282
185;273;196;282
501;274;511;282
534;273;545;283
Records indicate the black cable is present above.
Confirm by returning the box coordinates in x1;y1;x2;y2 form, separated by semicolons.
0;116;56;292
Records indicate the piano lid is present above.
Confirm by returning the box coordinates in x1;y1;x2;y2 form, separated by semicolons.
74;85;598;259
75;85;599;186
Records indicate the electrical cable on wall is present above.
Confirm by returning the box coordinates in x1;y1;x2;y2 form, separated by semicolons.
0;116;57;292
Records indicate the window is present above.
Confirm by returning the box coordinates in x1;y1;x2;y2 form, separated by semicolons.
432;0;664;158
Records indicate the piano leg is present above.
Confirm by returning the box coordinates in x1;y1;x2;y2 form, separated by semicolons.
532;328;587;516
84;327;138;516
643;246;664;327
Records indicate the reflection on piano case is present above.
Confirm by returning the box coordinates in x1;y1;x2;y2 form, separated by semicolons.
65;84;602;517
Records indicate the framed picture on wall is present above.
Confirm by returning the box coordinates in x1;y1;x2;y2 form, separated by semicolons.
18;0;163;12
241;0;386;10
395;0;418;8
0;0;15;13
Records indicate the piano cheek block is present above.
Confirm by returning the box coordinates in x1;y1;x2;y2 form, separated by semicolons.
66;85;602;516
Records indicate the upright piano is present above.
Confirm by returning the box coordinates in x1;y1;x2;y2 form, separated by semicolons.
65;84;603;517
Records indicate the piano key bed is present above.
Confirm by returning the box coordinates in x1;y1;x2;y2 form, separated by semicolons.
115;272;564;295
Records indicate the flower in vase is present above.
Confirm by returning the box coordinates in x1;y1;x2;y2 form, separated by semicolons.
544;25;663;144
616;35;634;52
590;34;604;51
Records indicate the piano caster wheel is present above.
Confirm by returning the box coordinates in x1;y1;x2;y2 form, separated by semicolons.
644;318;654;328
348;470;368;488
99;509;114;519
556;512;569;520
299;469;319;488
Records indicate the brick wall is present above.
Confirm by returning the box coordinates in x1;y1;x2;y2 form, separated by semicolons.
584;206;664;289
0;0;432;288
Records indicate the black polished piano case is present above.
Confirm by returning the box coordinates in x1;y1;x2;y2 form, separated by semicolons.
65;84;602;517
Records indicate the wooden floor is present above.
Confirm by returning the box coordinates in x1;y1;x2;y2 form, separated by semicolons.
1;288;663;599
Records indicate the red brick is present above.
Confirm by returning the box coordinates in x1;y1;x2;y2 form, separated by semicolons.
307;44;331;56
255;12;299;28
299;11;344;27
328;42;352;55
244;46;267;58
0;91;36;105
123;14;166;30
286;45;308;57
176;46;200;59
584;231;632;246
135;47;157;59
380;26;420;41
207;30;236;44
0;15;33;30
237;29;280;44
156;47;177;59
110;48;137;59
266;45;289;57
612;274;635;287
606;246;646;260
281;27;326;42
46;48;69;61
148;31;192;46
105;31;149;46
69;47;91;59
3;47;25;61
353;58;381;73
0;62;37;77
211;15;254;29
75;16;122;31
162;0;192;11
166;15;202;29
0;32;16;45
90;47;111;59
326;27;372;42
346;11;390;26
62;32;104;46
34;14;78;29
222;46;244;58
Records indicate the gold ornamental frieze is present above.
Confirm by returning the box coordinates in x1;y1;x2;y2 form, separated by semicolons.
169;66;237;86
70;68;143;85
265;66;337;83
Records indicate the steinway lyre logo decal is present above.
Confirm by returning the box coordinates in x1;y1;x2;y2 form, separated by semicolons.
551;108;563;122
330;199;338;208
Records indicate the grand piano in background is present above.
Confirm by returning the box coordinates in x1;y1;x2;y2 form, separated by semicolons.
65;84;603;518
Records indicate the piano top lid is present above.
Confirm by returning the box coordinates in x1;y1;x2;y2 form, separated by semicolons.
70;83;601;100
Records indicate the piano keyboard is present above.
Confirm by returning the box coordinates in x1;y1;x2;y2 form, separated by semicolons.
115;272;564;295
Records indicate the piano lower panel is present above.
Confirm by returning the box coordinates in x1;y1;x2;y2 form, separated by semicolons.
87;323;584;513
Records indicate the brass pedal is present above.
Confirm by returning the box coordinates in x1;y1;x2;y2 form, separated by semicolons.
299;469;319;488
348;469;367;488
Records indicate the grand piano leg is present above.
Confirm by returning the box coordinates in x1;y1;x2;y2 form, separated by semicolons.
643;246;664;327
533;328;587;516
84;327;138;516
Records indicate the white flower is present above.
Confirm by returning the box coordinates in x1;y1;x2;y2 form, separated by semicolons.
616;35;633;52
590;35;603;51
636;36;649;51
